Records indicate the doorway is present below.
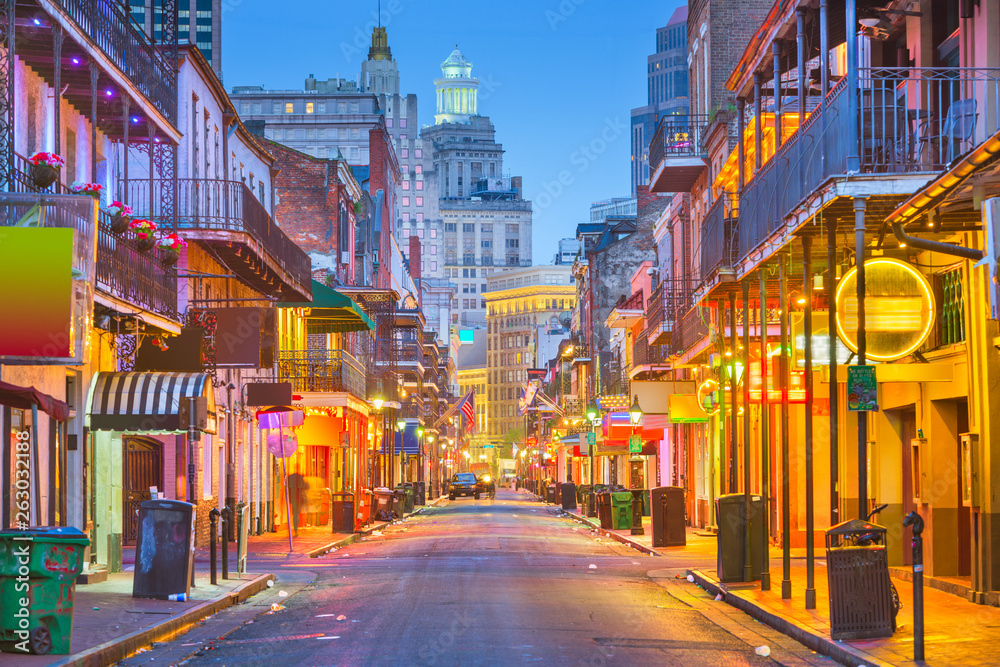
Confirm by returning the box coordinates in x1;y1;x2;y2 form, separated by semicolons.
122;437;163;545
900;407;917;566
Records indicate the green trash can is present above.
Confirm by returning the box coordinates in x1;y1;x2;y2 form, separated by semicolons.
610;492;634;530
394;485;414;514
0;527;90;655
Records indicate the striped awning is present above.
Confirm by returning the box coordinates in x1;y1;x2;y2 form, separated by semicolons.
87;372;217;433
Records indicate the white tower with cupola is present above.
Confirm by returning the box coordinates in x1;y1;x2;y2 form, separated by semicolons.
433;46;479;124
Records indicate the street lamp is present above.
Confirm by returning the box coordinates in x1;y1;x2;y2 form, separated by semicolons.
585;402;600;517
397;418;406;431
628;395;645;536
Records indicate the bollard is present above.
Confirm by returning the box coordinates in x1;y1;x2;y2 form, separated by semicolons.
631;490;645;536
208;507;220;586
220;506;231;580
904;511;925;662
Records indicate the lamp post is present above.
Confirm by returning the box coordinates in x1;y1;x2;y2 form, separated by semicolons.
629;395;644;536
372;395;384;488
586;402;599;517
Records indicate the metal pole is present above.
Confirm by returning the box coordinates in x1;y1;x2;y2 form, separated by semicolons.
220;507;230;580
742;280;752;583
759;268;771;591
845;0;860;172
904;511;925;662
717;300;726;498
208;508;219;586
279;422;293;553
828;212;839;526
820;0;830;100
737;98;746;191
780;255;792;599
729;291;738;494
803;235;816;610
772;40;782;147
754;73;763;172
855;197;868;519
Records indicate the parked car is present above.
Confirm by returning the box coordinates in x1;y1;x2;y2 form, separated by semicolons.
448;472;479;500
476;474;495;499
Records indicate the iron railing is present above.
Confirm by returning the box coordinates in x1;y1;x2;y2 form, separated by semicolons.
276;349;366;398
645;278;696;345
701;193;739;281
672;306;711;357
12;154;177;320
632;328;667;368
649;114;710;170
399;342;424;365
121;178;311;287
54;0;178;124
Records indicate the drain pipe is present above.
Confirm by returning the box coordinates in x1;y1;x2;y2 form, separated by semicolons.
891;222;984;261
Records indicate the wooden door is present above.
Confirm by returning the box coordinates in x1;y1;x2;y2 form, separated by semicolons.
123;437;163;545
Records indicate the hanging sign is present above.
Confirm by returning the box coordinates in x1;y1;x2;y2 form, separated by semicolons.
629;434;642;453
835;258;935;361
846;365;878;412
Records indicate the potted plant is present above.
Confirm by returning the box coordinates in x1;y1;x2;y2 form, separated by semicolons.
28;152;65;189
156;232;187;266
129;218;158;252
105;201;133;234
70;181;104;199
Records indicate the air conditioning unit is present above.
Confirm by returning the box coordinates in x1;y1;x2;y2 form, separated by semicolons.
341;251;351;264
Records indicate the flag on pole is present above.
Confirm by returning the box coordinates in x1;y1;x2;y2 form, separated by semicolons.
457;389;476;433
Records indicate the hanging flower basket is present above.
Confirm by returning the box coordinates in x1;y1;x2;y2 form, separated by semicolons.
70;181;104;199
129;218;158;253
136;235;156;253
28;152;65;189
157;233;187;266
105;201;133;234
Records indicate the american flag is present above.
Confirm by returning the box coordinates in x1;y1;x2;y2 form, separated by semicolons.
459;390;476;432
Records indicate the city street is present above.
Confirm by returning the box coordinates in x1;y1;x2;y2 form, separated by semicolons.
118;490;830;666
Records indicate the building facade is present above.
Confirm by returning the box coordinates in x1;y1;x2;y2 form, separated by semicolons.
129;0;223;73
630;6;690;195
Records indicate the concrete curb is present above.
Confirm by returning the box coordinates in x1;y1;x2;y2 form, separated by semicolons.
561;510;661;557
686;569;891;667
306;499;446;558
48;573;275;667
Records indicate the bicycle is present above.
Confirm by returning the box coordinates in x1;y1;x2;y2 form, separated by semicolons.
852;503;902;630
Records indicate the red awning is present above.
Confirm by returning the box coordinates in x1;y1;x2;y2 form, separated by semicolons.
0;381;69;420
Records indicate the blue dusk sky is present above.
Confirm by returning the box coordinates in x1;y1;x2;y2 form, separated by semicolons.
222;0;684;263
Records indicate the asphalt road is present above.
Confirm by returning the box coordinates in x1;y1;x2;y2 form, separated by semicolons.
121;490;834;667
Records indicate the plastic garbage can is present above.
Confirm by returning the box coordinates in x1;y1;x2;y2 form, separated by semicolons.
331;492;355;533
610;492;634;530
561;482;577;511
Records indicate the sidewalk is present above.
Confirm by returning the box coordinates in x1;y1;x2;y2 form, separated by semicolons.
548;497;1000;666
2;501;441;665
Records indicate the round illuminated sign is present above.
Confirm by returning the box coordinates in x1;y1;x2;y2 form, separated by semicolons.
835;258;935;362
697;379;720;415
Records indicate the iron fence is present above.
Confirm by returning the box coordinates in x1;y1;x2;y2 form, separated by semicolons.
672;306;711;357
649;114;710;170
701;193;739;281
276;349;366;398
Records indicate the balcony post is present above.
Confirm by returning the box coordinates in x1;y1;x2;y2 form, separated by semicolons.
779;253;791;600
819;0;830;102
803;234;816;610
845;0;860;172
737;98;746;191
728;290;738;494
89;60;99;182
854;197;868;519
716;299;726;501
53;24;63;157
796;8;807;196
759;267;771;591
828;212;839;526
742;279;752;583
753;72;763;171
772;41;782;148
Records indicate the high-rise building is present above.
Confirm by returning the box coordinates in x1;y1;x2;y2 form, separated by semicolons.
484;265;575;440
129;0;222;74
553;238;581;265
630;7;689;194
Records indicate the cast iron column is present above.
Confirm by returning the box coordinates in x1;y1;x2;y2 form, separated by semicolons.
828;212;839;525
780;254;792;600
803;236;816;610
759;268;771;591
855;197;868;518
742;280;752;583
728;291;739;494
772;40;782;147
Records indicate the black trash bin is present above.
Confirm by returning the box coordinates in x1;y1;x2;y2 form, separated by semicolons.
715;493;765;583
597;491;613;529
330;492;355;533
651;486;686;547
414;481;426;506
132;499;196;600
546;484;557;504
577;484;592;507
826;519;895;640
561;482;577;510
373;489;395;522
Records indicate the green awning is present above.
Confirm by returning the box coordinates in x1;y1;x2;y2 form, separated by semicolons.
279;280;374;333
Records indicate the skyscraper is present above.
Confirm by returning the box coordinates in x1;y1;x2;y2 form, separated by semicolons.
129;0;222;74
630;7;689;194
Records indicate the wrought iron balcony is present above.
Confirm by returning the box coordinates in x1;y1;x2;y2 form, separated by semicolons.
738;67;1000;265
121;178;311;300
43;0;177;125
649;114;710;193
672;306;710;357
632;328;667;369
11;153;177;321
277;349;366;398
702;193;739;282
399;342;424;366
645;278;696;346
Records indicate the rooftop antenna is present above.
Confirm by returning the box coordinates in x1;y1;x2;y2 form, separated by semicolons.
378;0;381;27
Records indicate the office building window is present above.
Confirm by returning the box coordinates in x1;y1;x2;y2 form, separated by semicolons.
402;180;410;190
416;197;423;206
417;213;424;222
400;118;407;127
428;227;434;237
317;102;325;113
350;102;359;112
415;165;422;174
463;223;474;233
416;181;423;191
387;118;393;127
430;261;437;271
430;245;437;255
351;128;360;139
402;212;410;222
285;102;294;113
306;102;314;113
401;148;409;158
402;196;410;206
415;148;422;158
416;228;424;238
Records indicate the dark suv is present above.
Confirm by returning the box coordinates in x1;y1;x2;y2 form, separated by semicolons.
448;473;479;500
